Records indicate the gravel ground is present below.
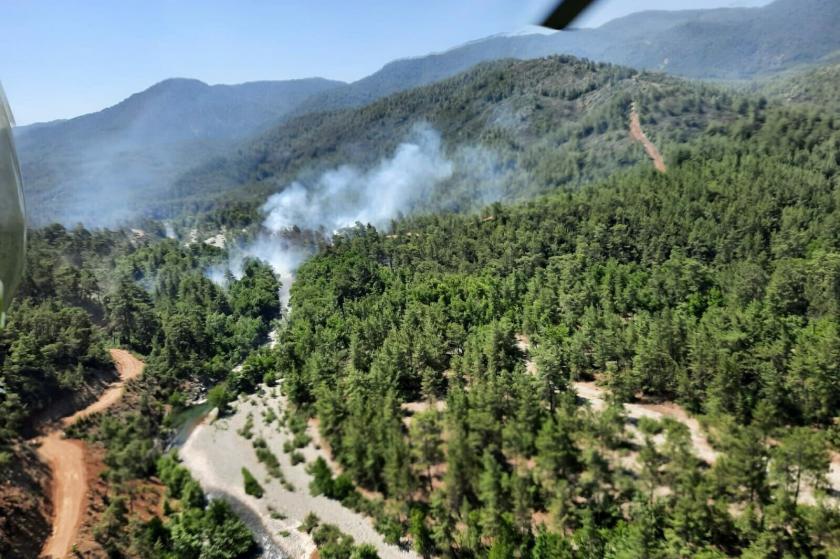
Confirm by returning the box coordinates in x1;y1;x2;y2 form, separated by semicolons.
179;386;419;559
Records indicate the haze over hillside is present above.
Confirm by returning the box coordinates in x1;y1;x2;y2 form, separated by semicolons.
292;0;840;115
171;56;749;223
15;0;840;227
15;78;345;226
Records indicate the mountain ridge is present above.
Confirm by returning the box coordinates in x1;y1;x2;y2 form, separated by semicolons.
290;0;839;118
16;77;346;226
16;0;840;226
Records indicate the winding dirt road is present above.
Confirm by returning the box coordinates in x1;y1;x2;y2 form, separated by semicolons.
37;349;144;559
573;380;718;464
630;102;667;173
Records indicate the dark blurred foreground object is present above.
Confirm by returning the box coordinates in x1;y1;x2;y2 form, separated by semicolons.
540;0;599;29
0;83;26;326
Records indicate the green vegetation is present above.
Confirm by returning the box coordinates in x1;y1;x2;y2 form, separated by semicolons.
7;49;840;559
237;413;254;439
300;512;320;534
0;224;281;556
299;513;381;559
760;60;840;112
0;226;122;442
308;457;355;502
264;94;840;557
180;56;756;223
252;437;290;489
241;467;264;498
131;454;255;559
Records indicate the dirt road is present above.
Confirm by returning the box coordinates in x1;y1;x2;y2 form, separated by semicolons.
629;102;667;173
37;349;144;559
573;380;718;464
516;335;840;503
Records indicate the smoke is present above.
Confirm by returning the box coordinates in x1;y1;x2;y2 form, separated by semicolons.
17;118;216;228
208;236;310;308
262;123;453;233
211;123;512;309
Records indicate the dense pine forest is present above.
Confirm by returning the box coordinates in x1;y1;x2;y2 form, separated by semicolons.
269;95;840;557
0;227;281;557
2;54;840;558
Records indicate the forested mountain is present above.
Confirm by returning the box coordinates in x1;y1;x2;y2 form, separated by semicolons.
15;77;344;227
6;3;840;555
270;86;840;558
171;56;754;222
291;0;840;116
8;71;840;555
760;59;840;111
15;0;840;229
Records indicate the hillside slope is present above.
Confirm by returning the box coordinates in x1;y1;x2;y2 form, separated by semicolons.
16;77;345;226
171;56;752;221
759;59;840;110
270;92;840;557
292;0;840;117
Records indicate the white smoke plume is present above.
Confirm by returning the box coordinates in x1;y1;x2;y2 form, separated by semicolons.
262;123;453;233
208;236;310;308
211;123;510;309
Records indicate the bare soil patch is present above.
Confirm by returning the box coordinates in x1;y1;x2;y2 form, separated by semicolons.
629;103;667;173
36;349;145;559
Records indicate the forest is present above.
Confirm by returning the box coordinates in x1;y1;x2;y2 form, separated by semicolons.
0;226;281;557
268;97;840;557
2;53;840;558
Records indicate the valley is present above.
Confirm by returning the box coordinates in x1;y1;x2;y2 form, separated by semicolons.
3;1;840;557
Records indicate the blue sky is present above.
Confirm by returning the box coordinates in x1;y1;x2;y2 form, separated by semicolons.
2;0;771;125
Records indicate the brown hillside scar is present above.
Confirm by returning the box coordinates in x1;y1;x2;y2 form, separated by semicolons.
630;102;666;173
36;349;144;559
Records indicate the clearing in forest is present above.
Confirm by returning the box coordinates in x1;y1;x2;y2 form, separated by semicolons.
630;102;667;173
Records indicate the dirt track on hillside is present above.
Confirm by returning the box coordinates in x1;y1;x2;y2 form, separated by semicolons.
572;380;718;464
630;103;667;173
515;335;840;503
37;349;144;559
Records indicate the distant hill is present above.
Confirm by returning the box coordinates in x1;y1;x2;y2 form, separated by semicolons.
291;0;840;116
758;58;840;110
16;77;345;226
598;0;840;78
16;0;840;227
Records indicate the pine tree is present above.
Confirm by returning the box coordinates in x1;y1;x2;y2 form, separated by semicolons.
478;449;509;540
410;410;443;495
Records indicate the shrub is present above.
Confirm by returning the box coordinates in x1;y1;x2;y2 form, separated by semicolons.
242;467;264;498
351;543;380;559
208;384;233;416
300;512;320;533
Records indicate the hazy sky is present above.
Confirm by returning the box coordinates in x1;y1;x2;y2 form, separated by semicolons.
2;0;772;125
